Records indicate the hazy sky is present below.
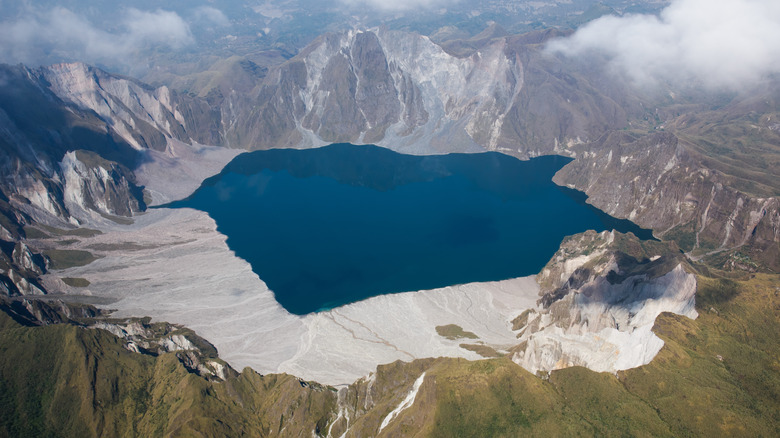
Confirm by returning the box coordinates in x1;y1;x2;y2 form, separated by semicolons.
547;0;780;91
0;0;456;69
0;5;228;68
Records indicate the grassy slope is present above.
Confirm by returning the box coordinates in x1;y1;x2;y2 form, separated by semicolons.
0;272;777;437
353;273;780;437
617;274;780;436
0;314;336;437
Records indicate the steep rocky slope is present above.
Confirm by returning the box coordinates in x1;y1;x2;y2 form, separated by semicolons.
555;131;780;272
218;28;636;155
41;62;222;151
511;230;697;374
0;64;147;226
0;63;240;304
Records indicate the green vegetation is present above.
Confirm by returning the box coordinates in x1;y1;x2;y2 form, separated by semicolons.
61;277;90;287
704;249;772;274
435;324;478;340
0;311;337;437
511;309;533;330
43;249;98;269
661;220;697;253
672;113;780;198
459;343;502;358
86;242;156;251
30;224;102;239
22;227;49;239
1;272;778;436
613;274;780;436
355;273;780;437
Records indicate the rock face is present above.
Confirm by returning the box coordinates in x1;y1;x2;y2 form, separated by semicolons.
0;62;238;223
0;239;47;297
0;64;148;225
41;62;221;150
555;132;780;272
0;63;239;302
23;29;636;160
239;28;634;155
60;150;146;218
511;231;698;374
144;28;629;155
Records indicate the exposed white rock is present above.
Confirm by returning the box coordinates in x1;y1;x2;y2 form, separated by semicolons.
513;264;697;374
13;177;65;219
378;372;426;433
8;270;45;296
125;341;142;353
327;388;352;438
43;63;185;150
159;334;197;352
0;225;13;241
12;242;44;275
208;361;229;381
294;29;523;155
91;322;129;339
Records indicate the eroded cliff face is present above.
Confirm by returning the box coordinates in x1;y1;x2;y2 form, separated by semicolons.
0;65;149;226
2;148;145;226
41;62;221;150
511;231;698;375
59;150;145;219
0;241;46;297
229;28;634;155
555;132;780;272
0;63;244;307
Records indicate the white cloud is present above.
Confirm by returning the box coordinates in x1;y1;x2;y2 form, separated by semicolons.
546;0;780;91
193;6;231;27
123;9;194;49
339;0;459;12
0;7;194;67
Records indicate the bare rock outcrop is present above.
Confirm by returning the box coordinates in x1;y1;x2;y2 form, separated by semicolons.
511;231;698;374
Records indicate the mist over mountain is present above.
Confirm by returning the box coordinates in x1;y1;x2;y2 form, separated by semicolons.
547;0;780;91
0;0;665;78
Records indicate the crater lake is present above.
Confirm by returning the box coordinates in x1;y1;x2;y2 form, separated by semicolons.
167;143;653;315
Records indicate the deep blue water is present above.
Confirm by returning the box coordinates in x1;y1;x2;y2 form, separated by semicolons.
168;143;653;315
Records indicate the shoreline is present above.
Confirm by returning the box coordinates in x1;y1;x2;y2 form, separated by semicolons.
42;206;539;384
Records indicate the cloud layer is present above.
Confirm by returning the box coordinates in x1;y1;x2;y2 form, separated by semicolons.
0;7;194;68
547;0;780;91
